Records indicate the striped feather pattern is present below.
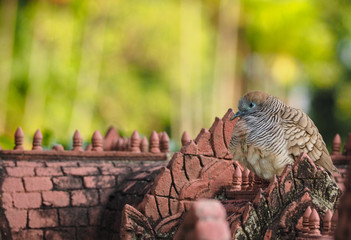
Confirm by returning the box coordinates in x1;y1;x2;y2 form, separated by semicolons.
229;92;337;180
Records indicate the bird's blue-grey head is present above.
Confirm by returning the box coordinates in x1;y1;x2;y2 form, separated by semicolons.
230;91;270;120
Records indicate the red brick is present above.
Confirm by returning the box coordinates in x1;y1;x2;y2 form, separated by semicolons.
168;152;188;193
29;209;58;228
5;209;27;229
180;180;208;199
100;209;119;229
72;189;99;206
84;175;116;188
209;117;228;158
13;192;41;208
35;167;63;176
2;192;13;209
150;168;172;196
207;162;235;195
170;198;179;215
181;140;198;155
139;194;160;222
78;161;113;167
6;167;35;177
63;167;99;176
52;176;82;190
2;177;24;192
17;161;45;167
24;177;52;191
45;228;76;240
59;208;88;226
156;196;170;218
99;188;115;204
184;155;202;180
77;227;99;240
2;160;16;167
223;109;237;147
194;128;214;156
12;230;43;240
199;156;215;167
89;207;103;225
100;166;131;175
42;191;70;207
46;161;78;167
130;171;152;180
121;181;138;194
143;163;164;172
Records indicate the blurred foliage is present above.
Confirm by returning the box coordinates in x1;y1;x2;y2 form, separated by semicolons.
0;0;351;151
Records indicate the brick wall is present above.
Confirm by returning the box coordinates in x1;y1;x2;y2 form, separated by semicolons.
0;158;167;240
0;127;169;240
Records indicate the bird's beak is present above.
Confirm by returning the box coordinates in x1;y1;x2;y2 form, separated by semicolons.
230;111;241;121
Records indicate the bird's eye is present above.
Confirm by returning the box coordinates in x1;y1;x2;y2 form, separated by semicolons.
248;102;256;109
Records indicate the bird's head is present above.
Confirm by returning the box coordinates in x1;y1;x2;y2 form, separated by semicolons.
230;91;270;120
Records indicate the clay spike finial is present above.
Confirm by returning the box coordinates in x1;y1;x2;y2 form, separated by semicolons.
103;126;119;150
242;168;250;190
249;171;255;190
302;206;312;233
322;209;332;235
149;131;160;153
160;132;170;153
254;174;262;189
73;130;83;151
116;138;124;151
92;130;103;152
158;132;163;140
233;166;242;190
124;137;130;151
104;126;118;139
309;208;321;236
331;134;341;156
181;131;191;146
331;210;338;234
32;129;43;151
140;136;148;152
234;165;242;177
85;144;92;151
52;144;64;151
130;130;141;152
14;127;24;150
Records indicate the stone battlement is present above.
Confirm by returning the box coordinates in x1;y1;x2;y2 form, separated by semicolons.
0;110;350;239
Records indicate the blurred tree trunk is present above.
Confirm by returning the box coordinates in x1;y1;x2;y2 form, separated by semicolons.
68;1;109;138
23;2;50;137
212;0;241;117
173;0;203;141
0;0;17;134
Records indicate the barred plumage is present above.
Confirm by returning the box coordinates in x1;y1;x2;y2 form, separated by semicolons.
229;91;337;180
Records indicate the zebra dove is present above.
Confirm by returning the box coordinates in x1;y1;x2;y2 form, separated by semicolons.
229;91;337;180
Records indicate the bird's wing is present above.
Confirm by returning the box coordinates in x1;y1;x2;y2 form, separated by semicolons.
229;120;248;161
281;106;337;173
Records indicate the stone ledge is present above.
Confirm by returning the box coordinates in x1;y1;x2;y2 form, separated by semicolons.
0;150;169;161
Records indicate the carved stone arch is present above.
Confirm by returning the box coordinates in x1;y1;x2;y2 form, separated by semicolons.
121;109;240;239
120;109;341;240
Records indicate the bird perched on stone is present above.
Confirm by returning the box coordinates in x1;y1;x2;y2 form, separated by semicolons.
229;91;338;180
